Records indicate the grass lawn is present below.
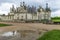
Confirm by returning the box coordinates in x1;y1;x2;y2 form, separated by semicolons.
37;30;60;40
0;23;11;27
52;20;60;22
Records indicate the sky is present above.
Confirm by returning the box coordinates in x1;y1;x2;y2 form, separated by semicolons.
0;0;60;17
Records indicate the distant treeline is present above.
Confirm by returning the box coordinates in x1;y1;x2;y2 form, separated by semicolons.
51;17;60;20
51;17;60;22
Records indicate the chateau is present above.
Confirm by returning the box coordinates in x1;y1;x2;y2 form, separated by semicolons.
0;2;51;22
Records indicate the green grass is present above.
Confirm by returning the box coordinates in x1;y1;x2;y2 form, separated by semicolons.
37;30;60;40
0;23;11;27
52;20;60;22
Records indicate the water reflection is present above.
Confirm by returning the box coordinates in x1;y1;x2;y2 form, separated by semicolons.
2;31;17;37
0;30;47;40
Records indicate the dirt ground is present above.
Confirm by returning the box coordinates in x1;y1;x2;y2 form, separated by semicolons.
0;22;60;33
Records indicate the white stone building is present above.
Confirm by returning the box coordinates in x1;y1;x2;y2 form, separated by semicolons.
0;2;51;22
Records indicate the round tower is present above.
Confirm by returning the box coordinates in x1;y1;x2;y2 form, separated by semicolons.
44;3;51;23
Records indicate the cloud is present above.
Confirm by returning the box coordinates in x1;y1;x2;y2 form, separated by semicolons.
0;0;60;17
51;10;60;17
0;10;8;15
0;2;16;15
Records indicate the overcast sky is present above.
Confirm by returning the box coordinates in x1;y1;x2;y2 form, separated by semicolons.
0;0;60;17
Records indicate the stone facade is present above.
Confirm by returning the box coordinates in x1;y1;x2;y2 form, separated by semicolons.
0;2;51;22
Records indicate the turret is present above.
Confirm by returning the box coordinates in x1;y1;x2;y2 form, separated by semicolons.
10;5;15;13
45;3;51;12
20;2;23;7
20;2;27;10
23;2;27;10
23;2;25;6
37;6;44;12
46;3;48;9
20;2;26;7
44;3;51;21
31;6;36;13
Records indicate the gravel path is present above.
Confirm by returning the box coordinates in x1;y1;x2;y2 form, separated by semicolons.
0;22;60;40
0;22;60;33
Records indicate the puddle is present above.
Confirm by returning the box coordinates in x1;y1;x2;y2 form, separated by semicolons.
2;31;17;37
0;30;45;40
